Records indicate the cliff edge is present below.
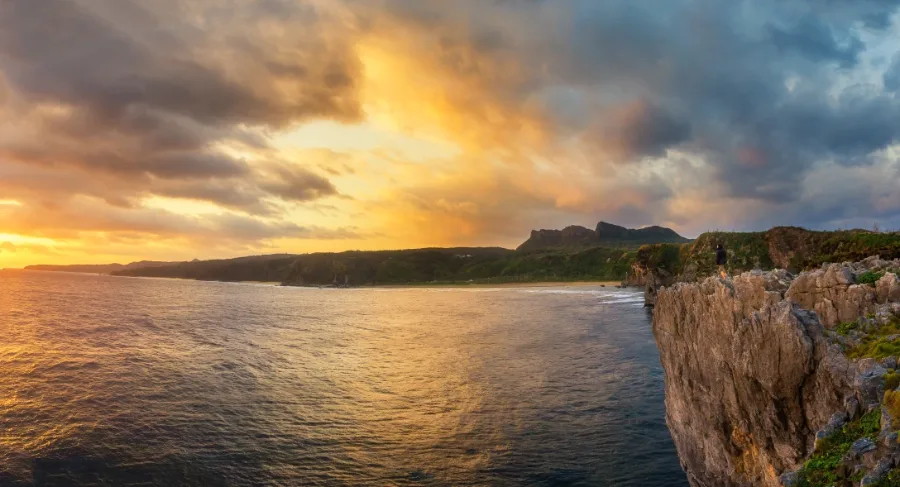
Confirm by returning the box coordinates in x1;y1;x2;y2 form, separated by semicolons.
654;258;900;486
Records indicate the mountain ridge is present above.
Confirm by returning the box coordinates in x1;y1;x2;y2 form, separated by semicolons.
517;221;691;252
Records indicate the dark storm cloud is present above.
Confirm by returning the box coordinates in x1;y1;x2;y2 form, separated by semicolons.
0;0;354;220
885;55;900;92
590;101;693;160
355;0;900;232
767;16;864;67
369;0;900;185
0;0;362;126
257;163;340;202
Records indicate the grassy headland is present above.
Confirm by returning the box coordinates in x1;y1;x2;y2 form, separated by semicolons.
29;226;900;287
634;227;900;280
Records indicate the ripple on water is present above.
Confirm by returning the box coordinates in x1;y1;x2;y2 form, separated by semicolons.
0;272;686;486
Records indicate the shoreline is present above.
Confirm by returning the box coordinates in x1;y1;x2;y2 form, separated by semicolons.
284;280;633;290
9;270;634;290
371;280;626;289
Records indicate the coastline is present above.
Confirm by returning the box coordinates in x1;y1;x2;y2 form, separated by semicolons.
9;270;632;289
370;280;626;289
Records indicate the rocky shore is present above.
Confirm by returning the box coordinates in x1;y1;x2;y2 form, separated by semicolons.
653;257;900;486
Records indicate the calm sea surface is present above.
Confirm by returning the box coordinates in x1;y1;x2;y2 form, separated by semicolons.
0;271;687;487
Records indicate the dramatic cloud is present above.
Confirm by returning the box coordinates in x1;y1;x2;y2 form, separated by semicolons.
351;0;900;234
3;0;900;266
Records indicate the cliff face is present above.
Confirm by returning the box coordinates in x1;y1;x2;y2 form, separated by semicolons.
654;259;900;486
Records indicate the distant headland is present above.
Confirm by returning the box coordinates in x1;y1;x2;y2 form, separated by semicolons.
23;223;900;289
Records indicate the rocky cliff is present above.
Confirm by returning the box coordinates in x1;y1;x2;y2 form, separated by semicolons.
654;258;900;486
516;221;690;252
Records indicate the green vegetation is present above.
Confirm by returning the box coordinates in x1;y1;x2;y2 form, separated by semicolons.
859;271;887;286
836;321;859;336
635;244;688;276
813;232;900;268
846;322;900;359
280;246;639;286
886;371;900;392
885;390;900;427
106;226;900;286
690;231;775;275
872;470;900;487
633;227;900;283
796;410;881;486
848;338;900;359
114;247;639;286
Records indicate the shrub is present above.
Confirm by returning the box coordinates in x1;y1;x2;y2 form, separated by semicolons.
836;321;858;336
859;271;887;286
797;410;881;486
887;371;900;391
885;390;900;429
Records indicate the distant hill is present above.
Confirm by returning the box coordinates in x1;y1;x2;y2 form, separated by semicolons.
111;246;638;286
26;260;181;274
517;221;691;252
113;253;305;282
113;248;517;285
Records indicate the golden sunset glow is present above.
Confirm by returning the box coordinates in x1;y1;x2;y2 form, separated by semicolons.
3;0;900;268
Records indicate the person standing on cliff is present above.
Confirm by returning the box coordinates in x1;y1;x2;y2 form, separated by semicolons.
715;243;728;278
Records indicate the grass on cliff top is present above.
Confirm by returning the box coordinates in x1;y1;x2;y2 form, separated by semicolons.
848;337;900;359
635;243;687;276
796;410;881;486
845;321;900;359
809;231;900;268
691;231;774;275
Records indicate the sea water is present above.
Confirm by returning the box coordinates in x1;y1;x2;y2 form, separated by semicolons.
0;271;687;486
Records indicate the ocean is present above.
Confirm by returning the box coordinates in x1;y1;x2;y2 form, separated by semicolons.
0;271;687;486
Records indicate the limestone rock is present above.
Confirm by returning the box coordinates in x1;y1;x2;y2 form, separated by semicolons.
814;412;847;450
877;272;900;304
655;260;900;487
855;361;887;411
860;458;895;485
654;272;852;487
778;471;799;487
785;264;878;328
845;396;861;420
849;437;877;457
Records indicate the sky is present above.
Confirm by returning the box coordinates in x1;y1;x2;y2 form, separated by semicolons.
3;0;900;267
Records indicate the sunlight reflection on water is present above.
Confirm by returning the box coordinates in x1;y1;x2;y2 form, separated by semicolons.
0;271;686;486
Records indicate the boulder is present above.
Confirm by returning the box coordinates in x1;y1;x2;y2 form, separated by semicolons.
877;272;900;304
854;361;887;410
849;437;876;457
785;264;878;328
861;458;895;485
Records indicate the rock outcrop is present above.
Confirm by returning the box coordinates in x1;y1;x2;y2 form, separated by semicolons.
654;259;900;486
516;221;690;252
786;264;877;329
